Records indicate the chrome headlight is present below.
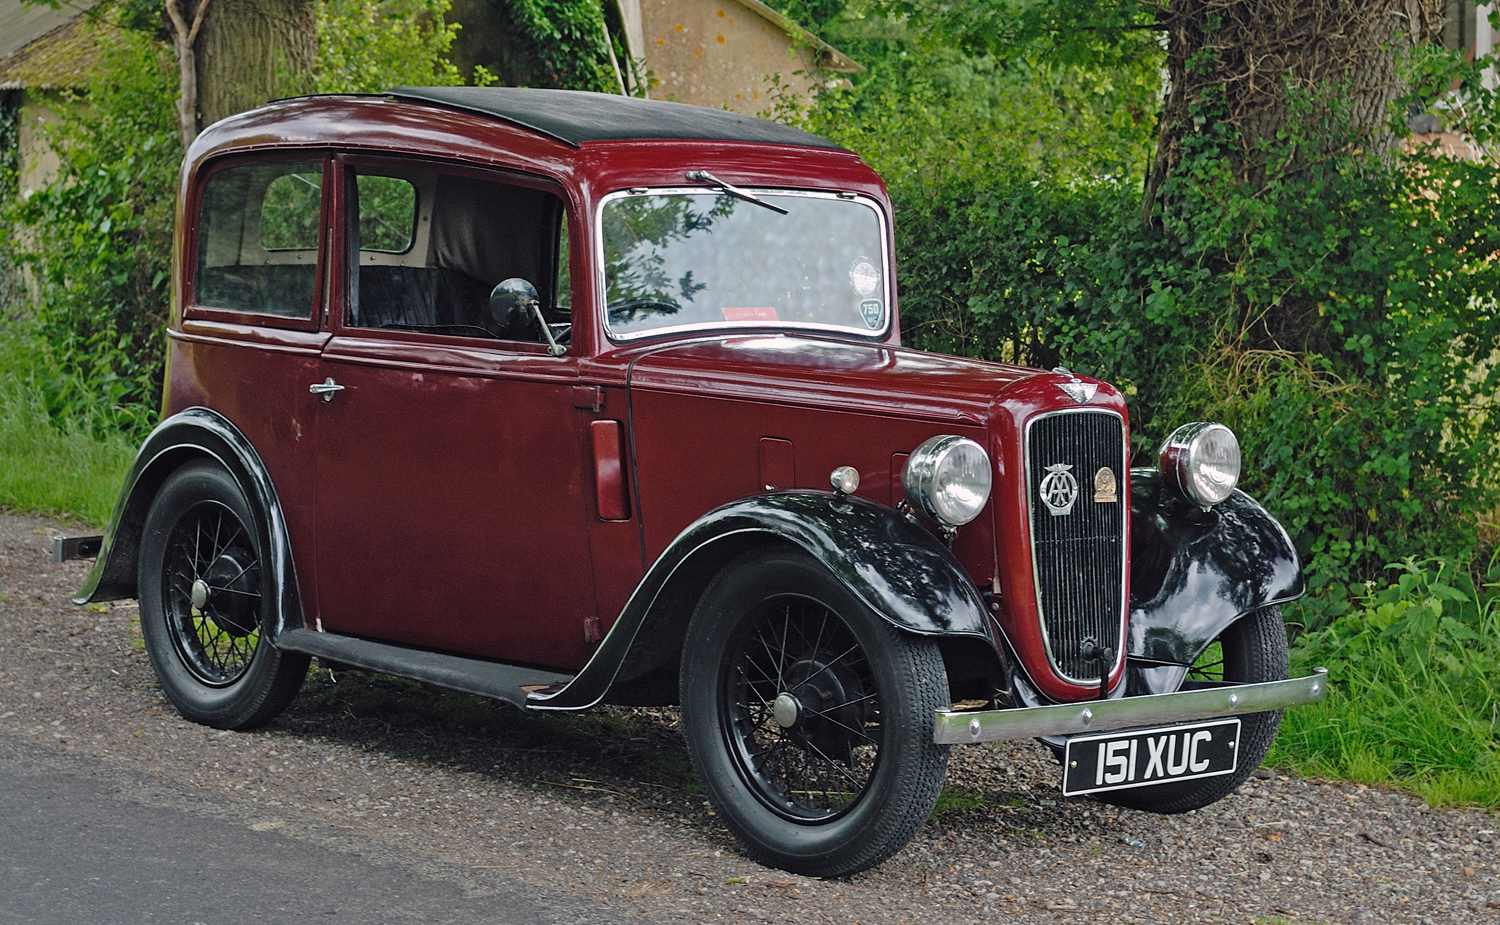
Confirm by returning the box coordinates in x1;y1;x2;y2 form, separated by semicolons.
1159;422;1240;507
902;435;993;528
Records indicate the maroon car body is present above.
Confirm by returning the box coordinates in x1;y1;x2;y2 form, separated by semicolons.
76;88;1324;877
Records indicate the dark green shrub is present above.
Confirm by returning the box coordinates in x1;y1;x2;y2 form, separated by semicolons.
508;0;627;93
817;49;1500;604
314;0;494;93
4;23;180;438
890;177;1122;370
1063;80;1500;608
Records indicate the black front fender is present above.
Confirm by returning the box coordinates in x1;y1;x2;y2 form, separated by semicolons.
1126;468;1302;692
528;492;993;710
74;408;303;636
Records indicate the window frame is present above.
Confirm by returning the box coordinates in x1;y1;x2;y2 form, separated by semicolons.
183;152;332;332
594;187;894;345
353;173;421;256
329;153;573;354
1442;0;1479;59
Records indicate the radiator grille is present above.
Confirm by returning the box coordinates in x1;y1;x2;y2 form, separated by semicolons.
1026;410;1127;683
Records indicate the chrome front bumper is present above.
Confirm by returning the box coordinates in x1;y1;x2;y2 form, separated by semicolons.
933;668;1328;745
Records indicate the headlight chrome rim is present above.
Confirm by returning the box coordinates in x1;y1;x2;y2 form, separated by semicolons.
1159;421;1241;507
902;435;993;528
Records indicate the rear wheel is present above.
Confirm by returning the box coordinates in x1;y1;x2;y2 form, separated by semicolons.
680;548;950;877
1097;606;1288;813
137;460;309;729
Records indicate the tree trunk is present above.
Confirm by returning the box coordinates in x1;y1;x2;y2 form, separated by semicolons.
194;0;316;130
1144;0;1445;216
165;0;213;150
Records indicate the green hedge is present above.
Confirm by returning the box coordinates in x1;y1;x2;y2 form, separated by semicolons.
818;65;1500;612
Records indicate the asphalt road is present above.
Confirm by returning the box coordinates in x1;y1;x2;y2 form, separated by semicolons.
0;739;593;925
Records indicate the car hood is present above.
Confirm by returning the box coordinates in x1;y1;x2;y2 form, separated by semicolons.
621;334;1064;425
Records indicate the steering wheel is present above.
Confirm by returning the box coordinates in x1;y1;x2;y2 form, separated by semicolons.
607;298;681;324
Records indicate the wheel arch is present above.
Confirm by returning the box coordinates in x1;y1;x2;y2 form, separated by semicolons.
75;407;304;637
1126;468;1303;693
529;492;1001;711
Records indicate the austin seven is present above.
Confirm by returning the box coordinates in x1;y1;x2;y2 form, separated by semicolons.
69;87;1327;877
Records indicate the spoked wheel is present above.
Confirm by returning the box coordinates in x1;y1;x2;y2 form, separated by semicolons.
138;460;308;729
163;498;261;686
728;596;880;821
1097;606;1288;814
681;548;949;877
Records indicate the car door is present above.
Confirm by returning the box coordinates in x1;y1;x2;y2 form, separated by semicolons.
311;157;598;671
171;155;333;607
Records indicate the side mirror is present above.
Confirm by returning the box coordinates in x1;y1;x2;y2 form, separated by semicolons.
489;277;565;356
489;277;540;338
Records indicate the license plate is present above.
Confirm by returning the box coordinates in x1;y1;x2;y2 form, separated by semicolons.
1061;718;1241;797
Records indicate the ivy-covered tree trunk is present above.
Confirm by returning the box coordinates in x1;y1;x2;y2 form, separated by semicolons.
195;0;316;128
1144;0;1444;212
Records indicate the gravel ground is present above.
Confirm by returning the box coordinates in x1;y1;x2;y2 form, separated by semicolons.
1;509;1496;925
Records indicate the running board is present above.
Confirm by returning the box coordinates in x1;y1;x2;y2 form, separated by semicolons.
276;629;574;709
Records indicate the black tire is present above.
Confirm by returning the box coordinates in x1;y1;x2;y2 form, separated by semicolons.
1097;606;1289;813
137;459;309;729
679;548;950;878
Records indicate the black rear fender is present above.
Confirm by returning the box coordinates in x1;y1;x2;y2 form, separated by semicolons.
75;408;303;636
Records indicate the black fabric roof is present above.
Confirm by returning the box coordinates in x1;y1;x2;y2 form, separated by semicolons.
387;87;845;150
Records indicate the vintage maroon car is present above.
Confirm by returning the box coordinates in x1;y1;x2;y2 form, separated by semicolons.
70;87;1326;877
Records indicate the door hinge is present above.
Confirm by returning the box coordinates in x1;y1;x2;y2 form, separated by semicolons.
572;385;604;412
583;614;602;643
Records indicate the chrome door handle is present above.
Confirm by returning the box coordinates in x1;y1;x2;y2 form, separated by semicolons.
309;378;345;402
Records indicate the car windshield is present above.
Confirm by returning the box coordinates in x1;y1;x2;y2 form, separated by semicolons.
600;190;889;339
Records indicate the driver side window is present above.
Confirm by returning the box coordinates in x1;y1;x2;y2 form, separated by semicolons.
345;165;568;344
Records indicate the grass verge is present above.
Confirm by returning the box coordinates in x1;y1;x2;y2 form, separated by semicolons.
0;363;135;528
1272;690;1500;808
1269;558;1500;809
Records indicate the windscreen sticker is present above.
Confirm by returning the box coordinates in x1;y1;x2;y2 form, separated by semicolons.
859;299;884;329
848;259;880;297
723;306;780;322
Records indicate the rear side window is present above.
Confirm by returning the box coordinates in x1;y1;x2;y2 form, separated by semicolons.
195;161;323;317
357;175;417;253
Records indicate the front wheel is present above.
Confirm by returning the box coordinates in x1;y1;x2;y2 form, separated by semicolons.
680;548;950;878
1098;606;1289;813
137;460;309;729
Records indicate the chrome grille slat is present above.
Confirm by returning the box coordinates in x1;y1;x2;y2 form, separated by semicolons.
1026;410;1126;683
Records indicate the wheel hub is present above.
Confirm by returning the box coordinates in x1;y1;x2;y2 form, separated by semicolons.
773;692;801;728
202;550;258;637
779;657;866;759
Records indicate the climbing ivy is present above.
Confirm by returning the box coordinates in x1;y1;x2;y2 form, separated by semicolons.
315;0;496;93
510;0;624;93
817;40;1500;613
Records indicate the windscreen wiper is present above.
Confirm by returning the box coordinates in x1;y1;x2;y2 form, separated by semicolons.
685;170;789;215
